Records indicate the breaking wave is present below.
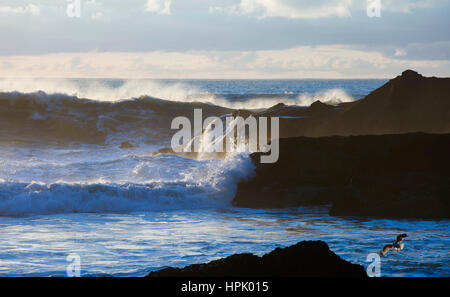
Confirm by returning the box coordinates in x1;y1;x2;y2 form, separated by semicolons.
0;78;353;108
0;153;255;217
0;79;353;145
0;78;202;103
229;88;354;109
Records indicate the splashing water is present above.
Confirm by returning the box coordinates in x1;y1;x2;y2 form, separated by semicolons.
5;78;442;278
0;78;354;108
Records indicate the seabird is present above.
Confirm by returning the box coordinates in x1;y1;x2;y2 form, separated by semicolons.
380;233;408;256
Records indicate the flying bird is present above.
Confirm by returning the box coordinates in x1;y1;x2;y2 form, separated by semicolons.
380;234;408;256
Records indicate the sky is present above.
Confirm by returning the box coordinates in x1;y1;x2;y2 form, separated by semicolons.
0;0;449;78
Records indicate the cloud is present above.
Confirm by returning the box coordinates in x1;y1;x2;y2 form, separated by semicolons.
0;3;40;15
211;0;353;19
382;0;439;13
0;45;449;79
392;41;450;60
146;0;172;15
394;48;407;57
91;12;104;20
210;0;444;19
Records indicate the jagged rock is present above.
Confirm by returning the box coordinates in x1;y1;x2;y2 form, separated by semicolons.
146;241;367;277
273;70;450;138
308;100;335;115
401;69;423;80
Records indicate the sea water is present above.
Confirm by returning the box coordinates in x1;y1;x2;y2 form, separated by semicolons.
0;78;448;277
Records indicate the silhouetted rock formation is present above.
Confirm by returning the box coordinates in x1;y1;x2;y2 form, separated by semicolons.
253;70;450;138
234;133;450;219
313;70;450;136
233;71;450;218
146;241;366;277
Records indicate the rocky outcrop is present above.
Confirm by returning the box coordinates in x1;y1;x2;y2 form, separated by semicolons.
311;70;450;136
233;133;450;219
253;70;450;138
146;241;367;277
233;71;450;218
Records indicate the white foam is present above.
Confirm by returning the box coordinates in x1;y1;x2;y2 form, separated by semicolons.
0;152;255;217
0;78;353;108
221;89;353;109
0;78;202;102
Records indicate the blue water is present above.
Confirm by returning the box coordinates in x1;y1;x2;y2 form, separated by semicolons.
0;78;448;277
122;78;385;98
0;208;448;277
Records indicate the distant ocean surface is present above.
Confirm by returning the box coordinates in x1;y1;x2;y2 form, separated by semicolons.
0;78;448;277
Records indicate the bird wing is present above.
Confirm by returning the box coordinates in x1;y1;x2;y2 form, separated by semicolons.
380;244;393;256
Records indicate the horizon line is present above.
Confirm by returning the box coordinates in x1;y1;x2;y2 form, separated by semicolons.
0;76;393;80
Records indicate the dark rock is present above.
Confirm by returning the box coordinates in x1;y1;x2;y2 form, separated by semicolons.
401;69;423;80
309;100;332;110
119;141;134;149
259;103;308;118
233;70;450;218
146;241;366;277
270;70;450;138
263;102;287;115
233;133;450;219
231;109;254;119
156;147;174;154
267;102;285;110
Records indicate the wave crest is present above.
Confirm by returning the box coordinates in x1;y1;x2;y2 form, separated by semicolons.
0;79;354;144
0;153;255;217
0;78;353;108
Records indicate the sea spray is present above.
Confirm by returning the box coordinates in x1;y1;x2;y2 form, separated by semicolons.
0;152;255;217
0;78;353;108
171;108;280;163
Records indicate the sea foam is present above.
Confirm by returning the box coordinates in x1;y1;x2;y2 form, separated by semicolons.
0;153;255;217
0;78;353;109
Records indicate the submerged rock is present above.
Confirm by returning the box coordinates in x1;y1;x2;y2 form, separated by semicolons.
146;241;366;277
119;141;134;149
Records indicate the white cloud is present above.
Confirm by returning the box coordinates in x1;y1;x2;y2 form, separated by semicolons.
91;12;104;20
382;0;438;13
394;48;407;57
0;4;40;15
146;0;172;15
1;45;449;79
211;0;443;19
211;0;353;19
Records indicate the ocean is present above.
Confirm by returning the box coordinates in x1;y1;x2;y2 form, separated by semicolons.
0;78;448;277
